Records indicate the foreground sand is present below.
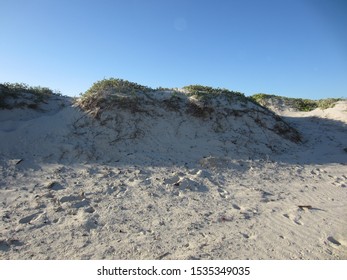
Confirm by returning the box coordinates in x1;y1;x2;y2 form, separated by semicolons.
0;95;346;259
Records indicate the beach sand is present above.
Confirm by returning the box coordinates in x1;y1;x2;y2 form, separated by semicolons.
0;93;346;259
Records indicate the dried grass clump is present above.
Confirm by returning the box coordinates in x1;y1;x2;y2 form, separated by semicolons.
185;102;214;119
162;95;183;112
272;121;301;143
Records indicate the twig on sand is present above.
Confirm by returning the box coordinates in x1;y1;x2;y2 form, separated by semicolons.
298;205;326;212
298;205;312;210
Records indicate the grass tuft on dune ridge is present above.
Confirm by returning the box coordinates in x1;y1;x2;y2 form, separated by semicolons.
0;82;59;109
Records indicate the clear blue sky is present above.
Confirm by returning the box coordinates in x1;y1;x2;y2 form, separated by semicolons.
1;0;346;98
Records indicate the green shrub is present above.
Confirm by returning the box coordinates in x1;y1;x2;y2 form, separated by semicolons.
316;98;342;110
249;93;276;105
83;78;152;97
77;78;153;112
155;86;174;91
183;85;246;102
250;93;343;111
0;82;54;109
291;99;317;112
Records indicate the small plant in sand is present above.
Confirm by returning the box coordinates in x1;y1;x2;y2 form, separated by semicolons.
0;82;55;109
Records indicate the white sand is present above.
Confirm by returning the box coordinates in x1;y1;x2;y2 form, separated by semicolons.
0;93;346;260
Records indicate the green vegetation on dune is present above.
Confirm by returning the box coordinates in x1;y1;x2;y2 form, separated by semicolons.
0;79;306;144
0;82;57;109
316;98;343;110
250;93;343;111
77;80;250;115
1;79;343;113
183;85;246;102
76;79;302;144
77;78;153;110
75;78;344;117
82;78;153;99
77;78;154;112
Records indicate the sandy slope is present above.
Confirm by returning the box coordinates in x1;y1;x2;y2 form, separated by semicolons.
0;94;346;260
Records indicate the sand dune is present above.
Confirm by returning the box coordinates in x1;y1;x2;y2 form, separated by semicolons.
0;92;346;259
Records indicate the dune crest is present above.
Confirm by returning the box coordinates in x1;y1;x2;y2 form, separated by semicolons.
0;84;346;259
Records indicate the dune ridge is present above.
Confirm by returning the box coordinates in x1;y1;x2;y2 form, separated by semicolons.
0;85;346;259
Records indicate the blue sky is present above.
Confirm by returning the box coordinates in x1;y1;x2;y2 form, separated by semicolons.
1;0;346;98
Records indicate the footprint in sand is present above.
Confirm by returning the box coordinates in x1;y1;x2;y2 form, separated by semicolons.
283;209;304;226
260;190;275;203
327;236;341;246
115;185;127;198
0;239;24;252
232;203;241;210
59;193;95;213
47;181;65;191
332;176;346;188
60;194;83;203
326;233;347;248
18;211;50;228
83;216;99;231
164;174;208;192
310;168;324;178
19;212;42;224
217;187;229;198
164;175;181;185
